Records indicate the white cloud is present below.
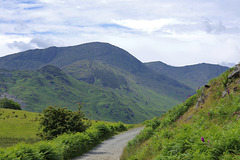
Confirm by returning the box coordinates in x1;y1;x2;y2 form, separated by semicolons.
0;0;240;66
112;19;183;33
6;37;64;51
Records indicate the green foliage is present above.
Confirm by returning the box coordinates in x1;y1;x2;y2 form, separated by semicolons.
0;98;21;110
38;104;91;140
220;70;230;88
1;143;42;160
127;127;154;148
0;66;180;124
36;141;63;160
143;117;161;130
0;121;129;160
0;42;198;123
160;94;197;127
122;68;240;160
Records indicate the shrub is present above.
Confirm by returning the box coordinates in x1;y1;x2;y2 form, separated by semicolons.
38;104;91;140
0;98;21;110
1;143;42;160
144;117;161;130
94;123;112;139
35;141;63;160
113;121;127;132
53;132;92;159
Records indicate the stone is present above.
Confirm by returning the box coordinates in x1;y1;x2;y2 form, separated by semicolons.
228;63;240;79
222;91;227;98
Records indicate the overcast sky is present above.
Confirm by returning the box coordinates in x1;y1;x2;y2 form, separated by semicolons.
0;0;239;66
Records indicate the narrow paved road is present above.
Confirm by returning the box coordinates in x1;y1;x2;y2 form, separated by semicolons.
73;127;144;160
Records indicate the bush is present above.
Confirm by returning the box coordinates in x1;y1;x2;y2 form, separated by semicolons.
1;143;42;160
144;117;161;130
113;121;127;132
0;98;21;110
38;104;91;140
36;141;63;160
94;123;112;139
0;120;128;160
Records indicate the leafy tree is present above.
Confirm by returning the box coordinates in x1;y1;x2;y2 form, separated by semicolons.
0;98;21;110
38;103;91;140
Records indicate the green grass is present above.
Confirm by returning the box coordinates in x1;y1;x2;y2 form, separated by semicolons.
0;108;41;148
0;108;135;149
122;68;240;160
0;65;180;124
0;114;133;160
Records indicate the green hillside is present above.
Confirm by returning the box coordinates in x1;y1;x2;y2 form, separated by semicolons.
122;64;240;159
0;42;194;101
145;61;228;90
0;42;196;123
0;65;179;123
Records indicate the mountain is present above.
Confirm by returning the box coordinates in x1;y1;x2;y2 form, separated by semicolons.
145;61;228;90
0;65;171;123
0;42;227;123
123;64;240;159
0;42;193;96
0;42;194;99
0;42;194;123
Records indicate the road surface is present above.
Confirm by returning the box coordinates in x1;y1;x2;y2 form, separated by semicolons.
73;127;143;160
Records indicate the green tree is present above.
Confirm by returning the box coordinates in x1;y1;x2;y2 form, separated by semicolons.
0;98;21;110
38;103;91;140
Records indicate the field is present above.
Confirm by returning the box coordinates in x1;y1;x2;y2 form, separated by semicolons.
0;108;41;148
0;107;133;160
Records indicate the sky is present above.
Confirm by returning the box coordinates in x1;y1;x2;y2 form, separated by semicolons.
0;0;240;67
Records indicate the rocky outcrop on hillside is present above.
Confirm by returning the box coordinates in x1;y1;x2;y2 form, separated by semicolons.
228;63;240;79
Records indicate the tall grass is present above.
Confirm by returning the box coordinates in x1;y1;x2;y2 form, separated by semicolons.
121;68;240;160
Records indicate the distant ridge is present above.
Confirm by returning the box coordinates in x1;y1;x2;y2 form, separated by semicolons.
145;61;229;89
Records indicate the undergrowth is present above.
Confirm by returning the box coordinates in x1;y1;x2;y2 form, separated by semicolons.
122;68;240;160
0;121;131;160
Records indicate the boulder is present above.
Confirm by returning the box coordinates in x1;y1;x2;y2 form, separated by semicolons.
228;63;240;79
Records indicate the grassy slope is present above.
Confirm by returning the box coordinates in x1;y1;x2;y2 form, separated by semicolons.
0;107;133;148
0;66;177;124
0;108;41;148
0;42;194;104
122;67;240;159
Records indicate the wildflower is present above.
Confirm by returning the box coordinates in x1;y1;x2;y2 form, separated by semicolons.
156;135;158;138
146;144;148;145
208;140;210;143
198;87;200;90
201;137;205;142
228;90;230;94
208;112;209;115
230;69;231;73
